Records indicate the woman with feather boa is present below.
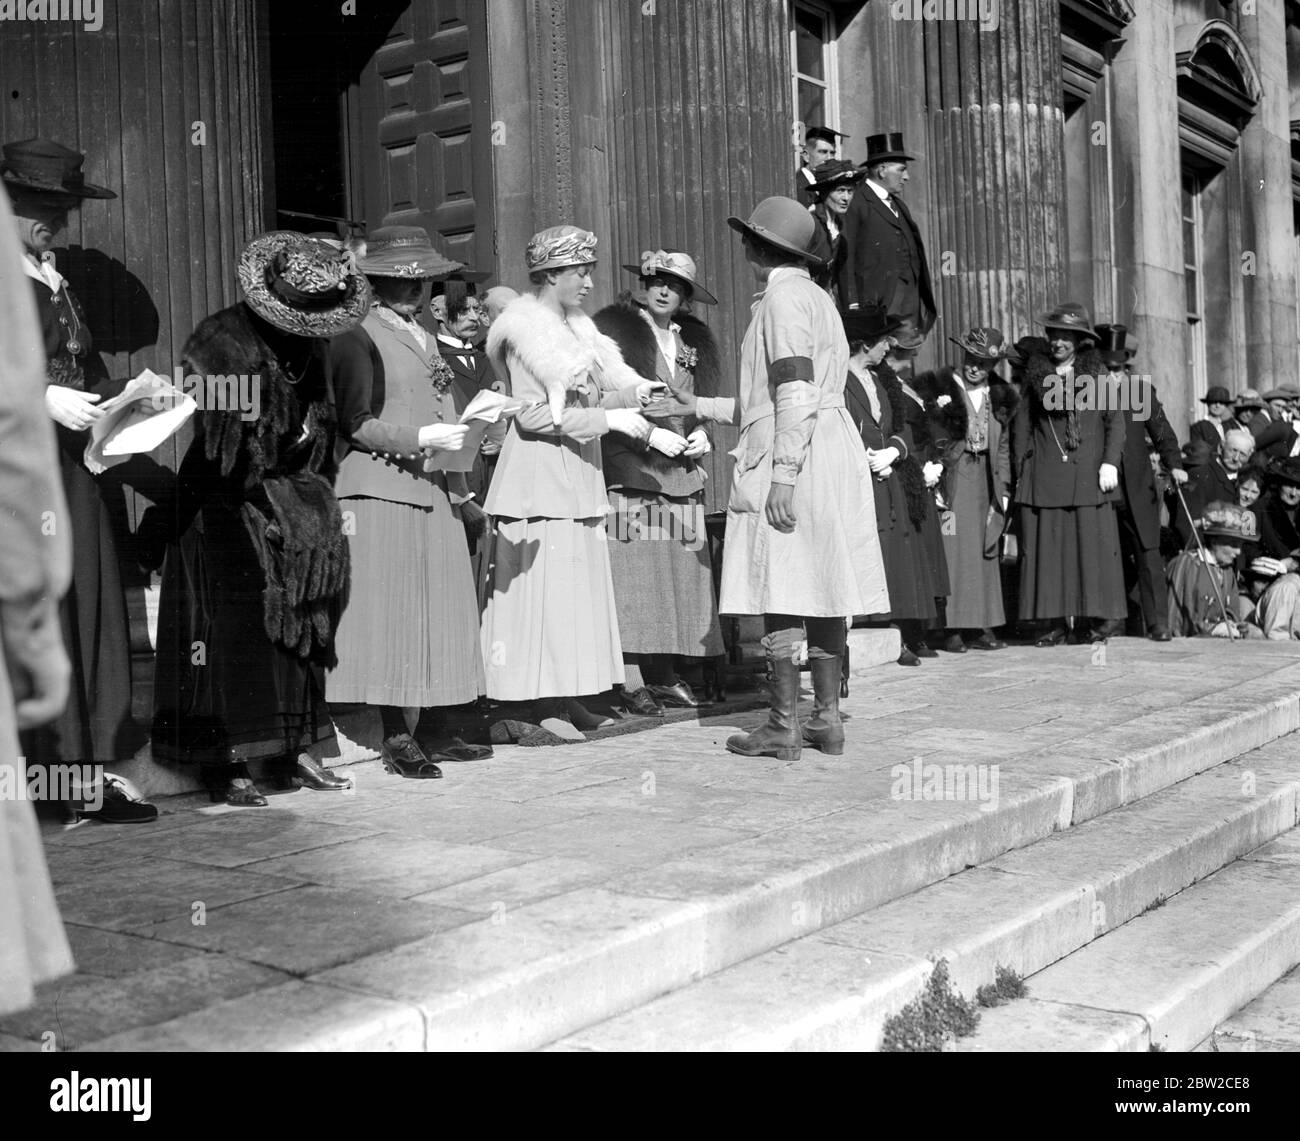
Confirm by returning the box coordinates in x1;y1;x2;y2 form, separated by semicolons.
591;251;726;712
1010;304;1128;646
479;227;661;736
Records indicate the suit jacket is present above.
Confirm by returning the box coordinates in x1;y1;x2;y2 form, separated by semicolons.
1119;377;1182;549
1173;456;1239;547
1253;418;1300;461
1256;493;1300;561
1189;417;1240;451
795;165;817;208
437;334;503;501
838;182;936;333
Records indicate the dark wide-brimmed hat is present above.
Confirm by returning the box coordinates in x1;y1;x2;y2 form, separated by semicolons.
842;304;897;346
863;132;916;165
1235;389;1267;411
1038;302;1096;340
1201;385;1233;405
950;327;1008;362
358;226;461;279
1198;501;1257;543
1;138;116;200
622;248;718;305
808;159;865;192
1267;456;1300;487
238;231;371;338
727;196;824;265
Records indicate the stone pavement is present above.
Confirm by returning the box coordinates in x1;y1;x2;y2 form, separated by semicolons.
5;637;1300;1051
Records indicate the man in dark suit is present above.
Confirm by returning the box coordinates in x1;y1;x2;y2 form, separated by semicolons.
1092;326;1185;640
838;132;936;338
795;126;845;207
1173;429;1254;547
1188;386;1241;453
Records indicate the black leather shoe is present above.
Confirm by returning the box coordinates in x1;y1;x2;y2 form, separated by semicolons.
967;632;1006;651
942;634;967;654
897;645;922;667
212;778;268;807
79;776;159;823
1091;620;1121;643
911;642;939;658
649;681;710;708
1148;627;1172;642
623;687;666;717
381;733;442;779
293;755;353;791
1035;627;1068;647
417;736;494;762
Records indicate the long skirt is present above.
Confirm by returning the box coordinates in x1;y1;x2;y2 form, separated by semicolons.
606;489;724;657
152;503;335;765
0;662;73;1016
480;516;625;700
942;451;1005;628
328;496;484;708
870;478;942;623
1018;502;1127;620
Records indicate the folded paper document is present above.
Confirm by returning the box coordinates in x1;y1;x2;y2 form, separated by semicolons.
423;389;523;473
83;369;197;475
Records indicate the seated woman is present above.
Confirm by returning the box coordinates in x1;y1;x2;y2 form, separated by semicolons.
1165;502;1262;638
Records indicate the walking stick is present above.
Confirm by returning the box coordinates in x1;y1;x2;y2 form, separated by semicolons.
1170;478;1238;641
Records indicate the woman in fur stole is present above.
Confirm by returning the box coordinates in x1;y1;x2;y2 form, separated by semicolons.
843;308;946;665
1011;303;1128;646
591;250;725;714
479;226;659;737
140;233;364;805
914;327;1018;652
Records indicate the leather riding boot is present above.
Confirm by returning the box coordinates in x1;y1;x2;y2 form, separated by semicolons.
726;653;802;761
801;655;845;755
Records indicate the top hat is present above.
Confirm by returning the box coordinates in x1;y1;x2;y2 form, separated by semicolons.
727;196;824;265
804;126;848;146
623;248;718;305
237;231;371;338
526;225;599;272
808;158;866;192
1093;323;1130;366
358;227;461;279
842;304;897;346
1;138;116;200
1234;388;1266;411
1038;302;1096;340
1267;456;1300;487
1198;501;1257;543
1201;386;1233;405
950;327;1008;362
863;132;916;165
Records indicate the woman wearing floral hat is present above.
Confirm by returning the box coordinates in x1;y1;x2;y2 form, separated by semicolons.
142;233;368;805
593;248;726;713
479;226;657;737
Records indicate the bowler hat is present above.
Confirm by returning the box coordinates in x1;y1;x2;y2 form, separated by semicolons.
358;226;462;279
1198;501;1257;543
862;132;915;165
238;231;371;338
950;327;1008;362
808;158;866;192
1201;386;1233;405
1038;302;1096;340
727;197;824;265
1;138;116;200
623;248;718;305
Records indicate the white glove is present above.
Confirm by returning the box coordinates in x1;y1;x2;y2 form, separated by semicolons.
418;423;469;451
45;385;104;432
606;408;652;441
922;460;943;488
647;428;689;457
1099;463;1119;493
1250;556;1287;579
867;446;899;474
682;429;712;458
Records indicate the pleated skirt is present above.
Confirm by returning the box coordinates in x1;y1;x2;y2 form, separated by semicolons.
942;451;1005;628
480;516;624;700
606;489;724;657
1018;502;1128;621
327;496;485;708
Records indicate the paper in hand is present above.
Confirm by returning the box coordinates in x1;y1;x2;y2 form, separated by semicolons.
423;389;524;472
84;369;198;475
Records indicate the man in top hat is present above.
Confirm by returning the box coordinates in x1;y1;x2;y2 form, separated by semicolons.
796;126;847;207
839;132;936;337
2;138;158;824
1093;324;1184;640
694;196;886;761
1189;386;1242;452
1165;502;1261;638
1234;389;1269;439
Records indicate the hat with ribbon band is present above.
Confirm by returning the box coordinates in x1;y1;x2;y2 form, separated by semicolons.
1;138;116;200
727;196;824;266
622;248;718;305
526;225;599;272
357;226;461;279
238;231;371;338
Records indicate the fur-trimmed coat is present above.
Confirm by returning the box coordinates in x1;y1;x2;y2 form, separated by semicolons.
1011;346;1126;507
593;295;722;498
483;291;646;520
914;366;1017;508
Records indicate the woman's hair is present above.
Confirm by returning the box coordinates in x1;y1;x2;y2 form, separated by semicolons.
528;268;552;287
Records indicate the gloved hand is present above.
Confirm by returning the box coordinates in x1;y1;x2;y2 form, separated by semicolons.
1099;463;1119;493
45;385;104;431
647;428;689;457
922;460;943;488
683;429;711;458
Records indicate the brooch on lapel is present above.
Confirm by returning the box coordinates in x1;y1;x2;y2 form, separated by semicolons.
676;345;699;372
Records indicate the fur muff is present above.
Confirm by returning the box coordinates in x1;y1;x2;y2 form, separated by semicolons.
486;292;644;425
592;293;723;399
1023;345;1107;453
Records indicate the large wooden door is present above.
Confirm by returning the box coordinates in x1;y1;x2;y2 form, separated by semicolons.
349;0;495;274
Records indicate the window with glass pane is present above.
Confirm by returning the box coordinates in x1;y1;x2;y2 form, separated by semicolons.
792;1;835;142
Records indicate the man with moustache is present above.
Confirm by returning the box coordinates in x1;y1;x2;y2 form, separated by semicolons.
839;132;936;338
1174;428;1255;547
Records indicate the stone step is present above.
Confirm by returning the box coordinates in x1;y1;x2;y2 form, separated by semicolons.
548;739;1300;1050
1195;964;1300;1052
958;827;1300;1052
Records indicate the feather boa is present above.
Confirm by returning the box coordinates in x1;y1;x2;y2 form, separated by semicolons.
1023;346;1107;453
486;292;643;425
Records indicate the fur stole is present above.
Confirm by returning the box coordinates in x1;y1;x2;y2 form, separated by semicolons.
486;292;643;425
592;294;723;398
1023;346;1107;452
914;367;968;443
874;362;928;532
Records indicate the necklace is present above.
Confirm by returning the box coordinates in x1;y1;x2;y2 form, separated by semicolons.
1047;418;1069;462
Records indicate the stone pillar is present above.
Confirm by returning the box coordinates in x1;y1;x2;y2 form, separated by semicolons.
921;3;1068;350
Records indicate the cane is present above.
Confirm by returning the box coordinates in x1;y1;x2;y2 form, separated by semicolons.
1170;478;1238;641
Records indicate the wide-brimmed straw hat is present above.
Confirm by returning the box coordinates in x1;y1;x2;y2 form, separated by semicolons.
950;327;1008;362
1198;501;1257;542
727;196;824;265
526;225;598;272
237;231;371;338
622;248;718;305
1;138;116;200
357;226;461;279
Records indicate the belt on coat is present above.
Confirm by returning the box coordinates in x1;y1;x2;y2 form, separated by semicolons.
739;392;846;431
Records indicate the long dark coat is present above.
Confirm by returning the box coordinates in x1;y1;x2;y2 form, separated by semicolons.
1119;377;1183;550
838;184;936;334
